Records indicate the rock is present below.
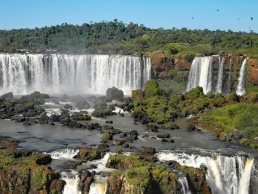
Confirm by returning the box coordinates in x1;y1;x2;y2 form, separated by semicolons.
50;179;66;194
106;87;124;100
165;160;180;169
147;124;159;132
1;92;13;98
74;146;101;161
76;100;90;109
122;143;129;148
161;139;168;142
63;161;82;169
64;104;72;109
157;133;170;138
141;146;156;154
23;120;31;126
138;154;157;162
187;124;196;131
35;154;52;165
91;110;103;117
79;171;94;194
166;124;180;130
105;120;113;124
116;139;126;145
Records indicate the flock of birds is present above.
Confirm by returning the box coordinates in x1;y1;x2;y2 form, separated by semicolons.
191;9;254;30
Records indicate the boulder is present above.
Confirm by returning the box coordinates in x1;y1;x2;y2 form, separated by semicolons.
35;154;52;165
141;146;156;154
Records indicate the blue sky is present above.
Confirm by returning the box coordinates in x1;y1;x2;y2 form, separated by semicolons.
1;0;257;32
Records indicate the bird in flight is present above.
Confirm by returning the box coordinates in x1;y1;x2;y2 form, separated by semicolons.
248;27;251;29
192;17;194;19
217;9;219;11
251;17;253;20
238;18;240;20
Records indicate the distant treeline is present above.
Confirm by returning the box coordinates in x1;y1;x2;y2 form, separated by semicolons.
1;19;258;56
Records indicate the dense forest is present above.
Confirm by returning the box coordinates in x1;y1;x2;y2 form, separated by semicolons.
1;19;258;56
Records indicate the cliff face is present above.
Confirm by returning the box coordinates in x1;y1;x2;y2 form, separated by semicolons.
248;58;258;85
149;53;258;91
149;51;191;78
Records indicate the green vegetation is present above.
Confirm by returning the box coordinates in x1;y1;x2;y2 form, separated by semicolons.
133;79;258;149
1;20;258;57
144;79;162;98
193;103;258;148
108;154;207;194
102;129;114;140
73;113;91;120
31;170;45;190
157;70;189;95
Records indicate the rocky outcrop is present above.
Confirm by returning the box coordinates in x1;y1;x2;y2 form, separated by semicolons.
150;51;191;78
74;146;102;161
106;154;211;194
79;171;94;194
0;136;65;194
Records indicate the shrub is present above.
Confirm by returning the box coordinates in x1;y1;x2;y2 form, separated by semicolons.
144;80;161;98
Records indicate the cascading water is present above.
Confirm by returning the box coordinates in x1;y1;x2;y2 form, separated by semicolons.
186;57;213;94
216;57;224;93
236;58;247;96
177;173;191;194
61;171;81;194
157;151;254;194
0;53;152;95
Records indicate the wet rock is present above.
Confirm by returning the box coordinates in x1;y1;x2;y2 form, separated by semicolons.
187;124;196;131
1;92;13;98
113;128;122;134
122;143;129;148
98;143;109;151
105;120;113;124
64;104;72;109
166;124;180;130
23;120;31;126
63;161;82;169
74;146;101;161
147;124;159;132
116;139;126;145
91;110;103;118
79;170;94;194
141;146;156;154
76;100;90;110
157;133;170;138
35;154;52;165
50;179;66;194
165;160;180;169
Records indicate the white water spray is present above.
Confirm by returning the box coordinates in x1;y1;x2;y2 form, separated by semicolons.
0;53;151;95
236;58;247;96
157;151;254;194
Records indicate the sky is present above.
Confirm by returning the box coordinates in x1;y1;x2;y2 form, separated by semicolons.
1;0;258;33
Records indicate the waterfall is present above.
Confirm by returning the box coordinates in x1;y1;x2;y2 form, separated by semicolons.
216;57;224;93
88;177;107;194
178;174;192;194
45;148;79;159
186;57;213;94
61;171;81;194
236;58;247;96
0;53;151;95
157;151;254;194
